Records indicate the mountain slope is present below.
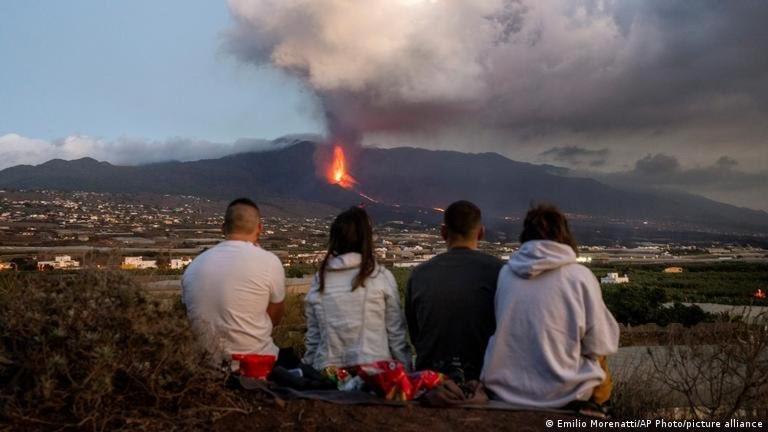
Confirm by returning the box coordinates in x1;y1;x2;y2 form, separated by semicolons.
0;140;765;233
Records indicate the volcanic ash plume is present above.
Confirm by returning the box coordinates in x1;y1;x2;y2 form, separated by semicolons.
225;0;663;139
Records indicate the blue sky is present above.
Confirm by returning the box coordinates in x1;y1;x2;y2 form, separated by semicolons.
0;0;322;142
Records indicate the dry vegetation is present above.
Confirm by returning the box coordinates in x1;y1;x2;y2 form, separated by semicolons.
647;316;768;419
0;272;252;431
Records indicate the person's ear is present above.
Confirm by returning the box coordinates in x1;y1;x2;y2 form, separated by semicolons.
477;225;485;241
440;224;449;242
252;221;264;242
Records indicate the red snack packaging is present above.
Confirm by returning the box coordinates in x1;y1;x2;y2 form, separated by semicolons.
356;361;444;401
408;370;444;399
232;354;276;380
357;361;414;401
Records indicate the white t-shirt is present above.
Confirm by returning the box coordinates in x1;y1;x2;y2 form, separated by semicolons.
181;240;285;360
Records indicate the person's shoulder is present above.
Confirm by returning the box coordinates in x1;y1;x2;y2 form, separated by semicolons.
250;246;282;264
562;262;599;285
183;245;218;271
372;266;400;293
474;250;504;266
192;244;219;260
462;250;504;273
410;254;441;276
369;264;393;282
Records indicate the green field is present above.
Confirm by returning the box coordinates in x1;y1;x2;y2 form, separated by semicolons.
591;262;768;306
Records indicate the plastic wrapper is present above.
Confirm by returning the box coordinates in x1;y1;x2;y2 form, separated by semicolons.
322;366;355;390
357;361;444;401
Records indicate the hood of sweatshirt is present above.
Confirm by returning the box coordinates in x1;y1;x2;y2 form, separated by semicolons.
507;240;578;279
326;252;362;270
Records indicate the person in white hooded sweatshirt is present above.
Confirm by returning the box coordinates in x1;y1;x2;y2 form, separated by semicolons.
481;205;619;409
303;206;411;371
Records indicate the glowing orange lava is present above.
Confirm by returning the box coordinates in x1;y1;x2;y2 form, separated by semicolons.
328;145;357;189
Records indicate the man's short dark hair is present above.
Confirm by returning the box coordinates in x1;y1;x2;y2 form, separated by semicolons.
224;198;261;235
444;200;482;239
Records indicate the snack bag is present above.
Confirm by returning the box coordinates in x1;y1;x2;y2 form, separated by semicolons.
408;370;444;399
357;361;413;400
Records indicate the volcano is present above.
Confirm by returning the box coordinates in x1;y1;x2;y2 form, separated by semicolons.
0;139;766;239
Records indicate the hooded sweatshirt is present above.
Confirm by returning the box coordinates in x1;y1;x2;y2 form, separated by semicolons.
303;252;412;370
481;240;619;408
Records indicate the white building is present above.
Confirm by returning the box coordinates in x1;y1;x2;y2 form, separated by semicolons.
577;256;593;263
37;255;80;271
600;272;629;284
122;256;158;270
375;247;388;259
170;257;193;270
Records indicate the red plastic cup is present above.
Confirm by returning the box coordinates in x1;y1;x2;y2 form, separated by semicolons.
232;354;276;379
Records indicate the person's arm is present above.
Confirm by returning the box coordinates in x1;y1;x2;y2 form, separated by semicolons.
266;301;284;326
404;274;419;347
581;273;620;358
302;276;321;365
384;271;413;370
268;257;286;327
180;275;188;306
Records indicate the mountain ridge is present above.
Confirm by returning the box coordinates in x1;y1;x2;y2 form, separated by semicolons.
0;140;765;235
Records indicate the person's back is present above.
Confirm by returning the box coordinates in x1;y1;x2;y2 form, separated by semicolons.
303;253;410;369
405;201;503;380
183;241;284;357
303;207;410;370
181;199;285;362
481;206;619;408
407;249;502;379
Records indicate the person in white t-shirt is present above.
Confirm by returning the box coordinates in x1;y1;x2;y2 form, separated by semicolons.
182;198;285;363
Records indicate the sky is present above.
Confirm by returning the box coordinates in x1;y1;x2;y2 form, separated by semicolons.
0;0;321;142
1;0;767;211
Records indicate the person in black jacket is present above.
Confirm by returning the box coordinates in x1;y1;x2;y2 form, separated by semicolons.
405;200;503;381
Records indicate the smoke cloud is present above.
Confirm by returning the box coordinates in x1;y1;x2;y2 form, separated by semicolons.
225;0;768;141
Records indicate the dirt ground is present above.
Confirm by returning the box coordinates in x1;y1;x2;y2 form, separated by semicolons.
214;399;578;432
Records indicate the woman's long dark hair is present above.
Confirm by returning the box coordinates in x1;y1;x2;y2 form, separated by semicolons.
318;206;377;292
519;204;579;254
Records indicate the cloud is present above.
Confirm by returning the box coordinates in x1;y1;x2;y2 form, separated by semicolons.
0;133;310;170
226;0;768;142
611;153;767;192
539;146;609;167
634;154;680;175
595;153;768;210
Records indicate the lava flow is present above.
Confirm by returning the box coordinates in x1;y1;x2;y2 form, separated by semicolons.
328;145;357;189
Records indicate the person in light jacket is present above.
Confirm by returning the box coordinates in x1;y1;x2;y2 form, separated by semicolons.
481;204;619;409
303;206;411;371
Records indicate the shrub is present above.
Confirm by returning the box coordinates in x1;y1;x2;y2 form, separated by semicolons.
285;266;306;278
602;285;713;326
648;315;768;420
0;272;248;430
